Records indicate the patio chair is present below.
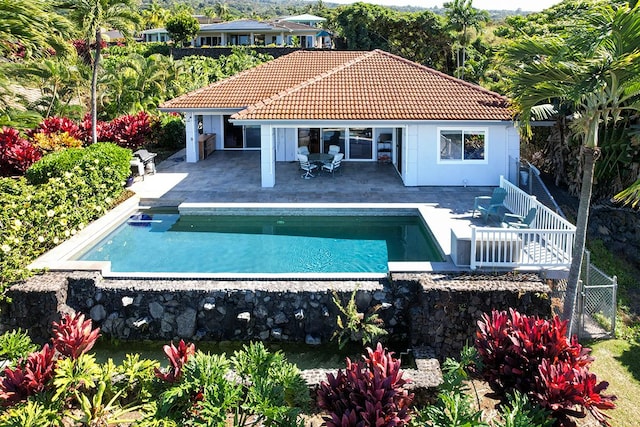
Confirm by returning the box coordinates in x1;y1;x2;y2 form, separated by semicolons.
297;153;318;179
472;187;507;223
328;145;340;155
502;207;537;229
133;149;157;174
322;152;343;176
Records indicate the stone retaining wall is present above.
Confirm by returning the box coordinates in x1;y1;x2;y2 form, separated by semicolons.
2;272;551;360
397;273;551;358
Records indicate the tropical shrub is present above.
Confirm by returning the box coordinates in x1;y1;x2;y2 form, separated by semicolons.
0;399;62;426
317;342;413;427
151;113;185;150
154;340;196;383
475;309;616;426
27;116;82;140
0;329;38;363
31;132;83;153
1;143;130;291
331;289;387;349
25;142;130;186
24;147;86;184
79;111;153;149
51;312;101;360
0;344;57;405
0;126;41;176
231;341;309;425
153;341;308;426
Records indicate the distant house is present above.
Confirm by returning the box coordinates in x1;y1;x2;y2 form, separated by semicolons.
140;15;332;49
159;50;518;188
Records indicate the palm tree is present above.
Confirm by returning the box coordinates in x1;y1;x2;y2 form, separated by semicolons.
502;3;640;336
444;0;488;79
0;0;74;58
214;2;231;22
5;57;87;118
64;0;140;144
141;0;169;29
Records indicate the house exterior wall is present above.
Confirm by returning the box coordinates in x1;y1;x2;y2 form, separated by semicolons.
405;122;517;187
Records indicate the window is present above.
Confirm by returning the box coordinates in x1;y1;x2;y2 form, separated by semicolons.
439;129;486;162
244;126;261;148
321;128;345;155
348;128;373;160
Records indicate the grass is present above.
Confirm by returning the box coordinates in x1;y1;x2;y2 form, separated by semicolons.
588;339;640;427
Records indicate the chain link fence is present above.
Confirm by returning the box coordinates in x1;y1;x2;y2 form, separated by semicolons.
551;251;617;339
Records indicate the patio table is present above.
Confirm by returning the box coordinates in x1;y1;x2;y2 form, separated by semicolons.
308;153;333;165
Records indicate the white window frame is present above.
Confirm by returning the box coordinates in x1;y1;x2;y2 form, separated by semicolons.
437;127;488;164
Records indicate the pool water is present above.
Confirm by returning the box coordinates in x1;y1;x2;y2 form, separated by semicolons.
77;212;443;274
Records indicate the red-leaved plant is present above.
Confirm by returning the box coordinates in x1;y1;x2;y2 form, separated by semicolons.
79;112;152;149
0;126;42;176
476;309;616;426
317;342;414;427
27;116;82;140
154;340;196;383
51;312;101;359
0;344;57;406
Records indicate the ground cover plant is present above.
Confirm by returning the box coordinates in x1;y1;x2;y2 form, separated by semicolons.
476;309;617;426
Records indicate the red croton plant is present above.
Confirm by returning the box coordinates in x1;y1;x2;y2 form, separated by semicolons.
154;339;196;383
475;308;616;426
0;126;42;177
0;312;101;407
317;342;414;427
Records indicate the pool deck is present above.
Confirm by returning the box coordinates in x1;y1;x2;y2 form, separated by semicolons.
130;150;494;210
32;150;504;275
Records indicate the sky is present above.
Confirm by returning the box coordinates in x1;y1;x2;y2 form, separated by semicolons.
326;0;564;12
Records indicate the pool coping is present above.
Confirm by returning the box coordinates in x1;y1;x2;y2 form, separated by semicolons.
29;200;468;279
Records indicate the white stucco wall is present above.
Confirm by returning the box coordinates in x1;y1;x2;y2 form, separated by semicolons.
404;122;518;186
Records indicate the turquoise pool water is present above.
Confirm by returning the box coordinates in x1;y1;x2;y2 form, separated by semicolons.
77;211;443;274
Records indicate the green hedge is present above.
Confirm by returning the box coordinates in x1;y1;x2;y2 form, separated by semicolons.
0;143;131;293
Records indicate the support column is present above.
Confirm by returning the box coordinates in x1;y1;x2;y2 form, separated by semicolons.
260;125;275;187
184;112;199;163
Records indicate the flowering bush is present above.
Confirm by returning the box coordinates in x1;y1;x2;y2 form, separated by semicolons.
0;127;41;176
475;309;616;426
1;143;130;291
317;343;413;427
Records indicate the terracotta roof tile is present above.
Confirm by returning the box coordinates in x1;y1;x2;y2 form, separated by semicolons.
160;50;512;121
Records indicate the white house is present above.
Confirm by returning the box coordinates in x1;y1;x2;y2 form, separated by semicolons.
141;17;331;49
159;50;519;188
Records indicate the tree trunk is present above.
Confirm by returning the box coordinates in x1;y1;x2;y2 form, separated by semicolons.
563;146;598;337
90;31;102;145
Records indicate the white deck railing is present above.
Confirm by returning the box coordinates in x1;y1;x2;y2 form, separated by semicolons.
469;177;576;270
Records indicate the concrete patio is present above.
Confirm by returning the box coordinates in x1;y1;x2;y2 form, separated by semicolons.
130;150;495;214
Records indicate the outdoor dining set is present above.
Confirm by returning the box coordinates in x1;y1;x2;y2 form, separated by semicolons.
297;145;343;178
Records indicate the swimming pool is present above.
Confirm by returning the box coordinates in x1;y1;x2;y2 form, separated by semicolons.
74;207;444;277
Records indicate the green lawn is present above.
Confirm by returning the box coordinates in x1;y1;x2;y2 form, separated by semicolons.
589;339;640;427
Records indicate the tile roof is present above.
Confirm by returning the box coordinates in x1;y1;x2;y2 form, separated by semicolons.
160;50;512;121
